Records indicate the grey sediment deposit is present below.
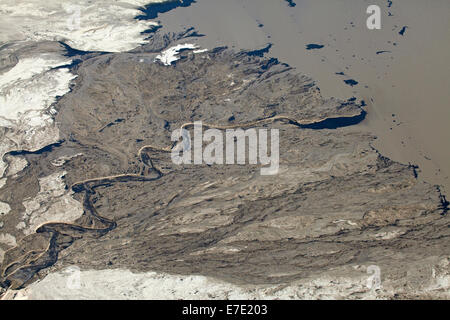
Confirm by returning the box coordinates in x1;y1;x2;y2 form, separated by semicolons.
0;28;449;298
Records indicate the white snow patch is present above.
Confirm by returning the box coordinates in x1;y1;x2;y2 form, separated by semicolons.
0;233;16;247
155;44;206;66
374;230;405;240
21;171;84;235
0;55;76;121
193;48;208;54
0;201;11;216
0;55;71;89
5;157;28;177
16;221;26;231
51;153;83;167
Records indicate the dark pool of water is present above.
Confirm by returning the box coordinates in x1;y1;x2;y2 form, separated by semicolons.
136;0;197;20
343;79;358;87
8;141;64;156
376;50;391;55
247;43;272;57
306;44;324;50
399;26;408;36
298;110;367;130
285;0;297;7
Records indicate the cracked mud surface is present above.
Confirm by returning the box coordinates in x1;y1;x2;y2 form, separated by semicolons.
0;32;449;298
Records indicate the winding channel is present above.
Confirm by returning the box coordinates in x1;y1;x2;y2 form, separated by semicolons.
0;111;365;290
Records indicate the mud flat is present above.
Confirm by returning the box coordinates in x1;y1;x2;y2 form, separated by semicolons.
1;29;448;298
1;0;449;299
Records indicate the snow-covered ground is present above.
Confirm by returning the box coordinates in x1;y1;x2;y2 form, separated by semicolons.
0;54;75;122
2;268;379;300
0;53;75;181
4;261;450;299
0;0;167;52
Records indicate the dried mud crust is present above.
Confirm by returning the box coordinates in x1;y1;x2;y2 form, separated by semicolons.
0;45;448;294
